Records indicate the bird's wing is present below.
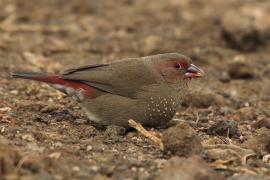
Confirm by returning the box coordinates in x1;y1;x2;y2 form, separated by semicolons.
61;63;115;94
61;59;158;98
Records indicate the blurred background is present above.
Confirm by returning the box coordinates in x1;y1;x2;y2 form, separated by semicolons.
0;0;270;179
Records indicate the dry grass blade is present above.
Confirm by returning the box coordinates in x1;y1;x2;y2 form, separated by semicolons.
203;144;254;155
0;24;65;33
128;119;164;150
242;153;256;165
204;144;256;165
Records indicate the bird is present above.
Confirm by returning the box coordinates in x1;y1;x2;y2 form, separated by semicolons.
11;53;204;128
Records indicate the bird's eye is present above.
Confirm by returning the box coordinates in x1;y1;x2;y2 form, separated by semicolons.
174;63;181;69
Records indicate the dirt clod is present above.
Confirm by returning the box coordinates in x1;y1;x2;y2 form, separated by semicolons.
252;116;270;129
156;156;224;180
228;61;257;80
162;122;203;157
221;11;266;51
239;107;255;121
0;146;21;175
208;119;239;138
105;125;126;137
184;89;224;108
244;128;270;155
228;173;270;180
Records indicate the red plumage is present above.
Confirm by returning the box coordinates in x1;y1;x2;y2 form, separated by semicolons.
11;72;95;97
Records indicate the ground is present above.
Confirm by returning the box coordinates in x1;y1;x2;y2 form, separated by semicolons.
0;0;270;179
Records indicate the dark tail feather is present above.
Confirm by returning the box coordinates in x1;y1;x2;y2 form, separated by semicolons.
11;71;64;85
11;71;62;84
11;71;96;97
11;71;49;80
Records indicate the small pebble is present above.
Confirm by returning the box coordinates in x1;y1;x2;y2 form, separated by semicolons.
22;134;35;142
72;166;80;172
10;90;18;95
86;145;93;151
219;71;231;83
48;152;61;159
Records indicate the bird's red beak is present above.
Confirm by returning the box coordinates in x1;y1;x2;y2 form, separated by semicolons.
185;64;204;78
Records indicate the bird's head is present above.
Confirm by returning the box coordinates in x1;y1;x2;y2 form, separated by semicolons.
152;53;204;84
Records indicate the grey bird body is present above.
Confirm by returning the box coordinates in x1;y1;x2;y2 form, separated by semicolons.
12;53;203;128
80;83;186;127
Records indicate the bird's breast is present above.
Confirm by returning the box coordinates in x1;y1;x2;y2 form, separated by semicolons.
144;96;180;126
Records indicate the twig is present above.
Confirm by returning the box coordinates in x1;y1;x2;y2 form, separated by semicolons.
128;119;164;150
15;156;30;172
242;153;256;165
0;24;65;33
195;111;200;124
203;144;253;152
203;144;254;156
212;166;257;175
